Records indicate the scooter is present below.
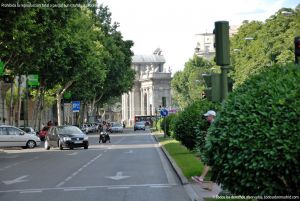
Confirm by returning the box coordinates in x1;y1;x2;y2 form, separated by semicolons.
99;131;110;143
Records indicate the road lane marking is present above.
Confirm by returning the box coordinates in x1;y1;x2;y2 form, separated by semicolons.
20;190;42;193
3;175;29;185
67;152;78;156
0;183;178;193
56;153;102;187
107;186;130;189
64;188;86;191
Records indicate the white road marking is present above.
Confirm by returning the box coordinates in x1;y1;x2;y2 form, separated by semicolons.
0;183;178;194
107;186;130;189
3;175;29;185
64;188;86;191
56;153;102;187
106;172;130;180
67;152;78;156
20;190;42;193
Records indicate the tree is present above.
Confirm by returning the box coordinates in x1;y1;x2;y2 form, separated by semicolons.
230;6;299;86
171;55;213;109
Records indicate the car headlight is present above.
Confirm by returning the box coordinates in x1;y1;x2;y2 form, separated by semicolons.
63;137;72;141
84;136;88;140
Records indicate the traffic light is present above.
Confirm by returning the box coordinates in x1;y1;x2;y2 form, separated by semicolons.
214;21;230;66
295;37;300;64
202;73;221;102
295;37;300;56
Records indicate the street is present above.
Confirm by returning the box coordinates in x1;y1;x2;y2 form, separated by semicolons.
0;128;190;201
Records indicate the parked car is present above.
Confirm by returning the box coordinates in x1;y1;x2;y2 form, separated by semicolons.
134;121;146;131
0;125;41;148
38;126;50;141
44;125;89;150
110;122;123;133
19;127;38;136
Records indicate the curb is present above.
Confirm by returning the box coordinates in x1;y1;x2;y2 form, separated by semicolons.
152;134;202;201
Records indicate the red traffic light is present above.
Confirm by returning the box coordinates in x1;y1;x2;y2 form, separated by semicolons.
295;37;300;56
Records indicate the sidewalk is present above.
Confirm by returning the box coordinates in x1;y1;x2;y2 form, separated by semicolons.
153;133;222;201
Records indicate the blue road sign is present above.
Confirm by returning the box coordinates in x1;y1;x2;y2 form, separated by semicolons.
160;108;168;117
72;101;80;113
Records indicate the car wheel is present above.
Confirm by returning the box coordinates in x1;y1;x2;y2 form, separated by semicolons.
26;140;36;149
59;140;63;150
45;140;50;150
70;147;74;150
84;146;88;149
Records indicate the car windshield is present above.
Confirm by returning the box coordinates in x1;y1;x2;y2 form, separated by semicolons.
136;122;145;125
57;126;83;135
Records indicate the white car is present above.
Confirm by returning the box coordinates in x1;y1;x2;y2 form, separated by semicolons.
110;122;123;133
0;125;41;148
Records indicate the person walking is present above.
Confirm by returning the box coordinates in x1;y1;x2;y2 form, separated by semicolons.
192;110;216;183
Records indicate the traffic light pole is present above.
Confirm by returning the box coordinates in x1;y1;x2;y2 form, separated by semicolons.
221;66;229;101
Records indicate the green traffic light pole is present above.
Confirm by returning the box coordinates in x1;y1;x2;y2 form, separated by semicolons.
215;21;230;101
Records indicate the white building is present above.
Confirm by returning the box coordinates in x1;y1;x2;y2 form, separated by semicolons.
194;25;240;60
122;49;172;126
194;33;215;60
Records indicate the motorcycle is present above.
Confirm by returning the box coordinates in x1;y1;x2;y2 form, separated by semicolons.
99;131;110;143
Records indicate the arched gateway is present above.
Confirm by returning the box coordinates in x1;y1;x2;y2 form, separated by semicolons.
122;50;172;126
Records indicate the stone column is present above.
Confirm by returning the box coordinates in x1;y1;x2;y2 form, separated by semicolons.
146;88;150;115
140;88;144;115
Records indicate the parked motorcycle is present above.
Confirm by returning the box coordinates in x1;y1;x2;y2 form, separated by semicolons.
99;131;110;143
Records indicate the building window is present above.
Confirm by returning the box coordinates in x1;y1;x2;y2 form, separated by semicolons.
159;64;163;72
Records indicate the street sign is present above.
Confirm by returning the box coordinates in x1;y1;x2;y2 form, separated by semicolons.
27;74;39;87
160;108;168;117
0;60;4;76
72;101;80;113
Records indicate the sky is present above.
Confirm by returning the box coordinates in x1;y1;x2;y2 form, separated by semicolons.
97;0;298;74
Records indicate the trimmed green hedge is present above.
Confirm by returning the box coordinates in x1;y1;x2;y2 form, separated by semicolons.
203;64;300;195
160;114;177;137
173;100;219;150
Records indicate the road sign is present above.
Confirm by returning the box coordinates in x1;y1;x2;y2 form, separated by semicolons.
27;74;39;87
160;108;168;117
72;101;80;113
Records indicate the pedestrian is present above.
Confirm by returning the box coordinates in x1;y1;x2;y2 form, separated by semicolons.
192;110;216;183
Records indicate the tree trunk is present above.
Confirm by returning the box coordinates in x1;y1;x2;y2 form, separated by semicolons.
56;81;73;126
9;82;14;125
16;76;22;127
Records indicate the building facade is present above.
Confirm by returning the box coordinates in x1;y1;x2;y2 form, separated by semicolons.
194;25;240;60
194;33;215;60
122;50;172;126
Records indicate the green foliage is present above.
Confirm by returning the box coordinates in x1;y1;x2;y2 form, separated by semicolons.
173;100;219;150
159;114;177;137
231;7;300;86
203;64;300;195
171;55;213;109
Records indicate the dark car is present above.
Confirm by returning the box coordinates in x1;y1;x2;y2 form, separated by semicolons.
44;125;89;150
134;121;146;131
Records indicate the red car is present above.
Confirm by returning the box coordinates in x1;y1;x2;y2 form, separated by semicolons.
39;126;50;141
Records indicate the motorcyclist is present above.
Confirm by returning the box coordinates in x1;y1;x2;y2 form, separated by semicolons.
99;121;110;143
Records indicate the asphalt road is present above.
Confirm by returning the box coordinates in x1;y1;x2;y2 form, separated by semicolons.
0;128;190;201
